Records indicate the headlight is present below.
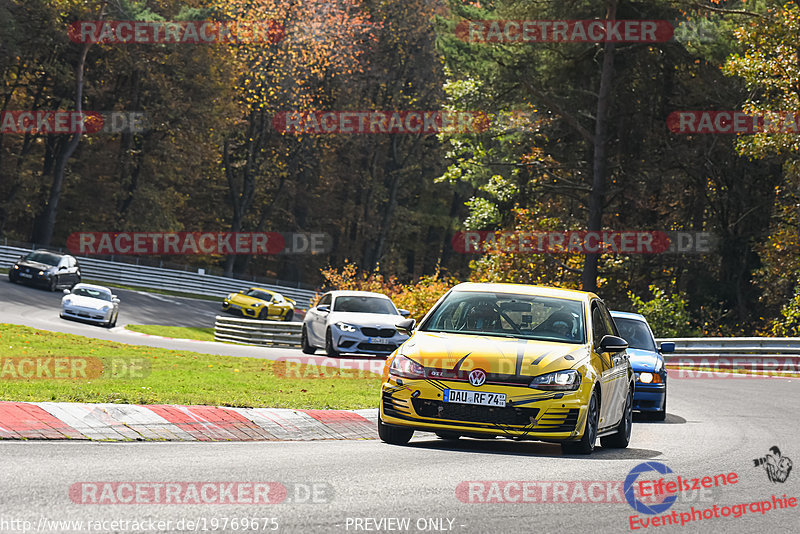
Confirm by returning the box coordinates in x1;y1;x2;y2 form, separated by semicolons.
389;355;425;379
12;265;18;270
101;305;110;312
335;322;356;333
63;299;72;306
637;372;662;384
38;270;45;275
529;370;581;391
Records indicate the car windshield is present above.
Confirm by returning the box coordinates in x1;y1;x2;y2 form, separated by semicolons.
333;296;397;315
420;290;586;344
24;251;60;266
72;287;112;301
245;290;273;301
614;317;657;352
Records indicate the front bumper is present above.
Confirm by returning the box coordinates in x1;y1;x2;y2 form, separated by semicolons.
332;329;408;355
633;383;666;412
11;268;52;287
380;376;590;441
61;305;112;324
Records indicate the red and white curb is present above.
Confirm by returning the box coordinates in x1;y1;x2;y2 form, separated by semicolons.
0;401;378;442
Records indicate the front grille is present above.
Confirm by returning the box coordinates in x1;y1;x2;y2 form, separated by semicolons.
357;342;397;352
361;327;396;337
411;398;539;426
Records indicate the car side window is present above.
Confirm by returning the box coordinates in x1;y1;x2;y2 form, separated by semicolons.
591;303;609;348
318;294;332;307
596;301;618;336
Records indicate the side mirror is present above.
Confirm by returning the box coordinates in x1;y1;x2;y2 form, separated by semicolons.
396;318;416;334
59;265;67;270
317;305;330;313
112;298;120;304
659;342;675;353
398;309;411;318
598;335;628;353
62;289;70;295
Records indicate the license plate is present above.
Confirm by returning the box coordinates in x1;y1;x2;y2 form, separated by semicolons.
19;273;32;278
368;337;391;344
443;389;506;407
229;304;241;310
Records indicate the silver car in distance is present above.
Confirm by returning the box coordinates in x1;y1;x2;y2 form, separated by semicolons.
61;283;120;328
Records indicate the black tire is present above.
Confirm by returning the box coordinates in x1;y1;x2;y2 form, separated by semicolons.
257;308;268;320
284;310;294;322
601;385;633;449
8;273;16;283
562;390;599;455
325;328;339;357
378;415;414;445
435;431;461;441
651;391;667;421
48;276;58;291
301;326;316;354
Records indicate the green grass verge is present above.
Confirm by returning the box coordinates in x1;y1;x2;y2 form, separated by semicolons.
125;324;216;342
0;324;380;409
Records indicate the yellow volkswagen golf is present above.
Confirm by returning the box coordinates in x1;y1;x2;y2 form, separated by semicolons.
379;283;633;454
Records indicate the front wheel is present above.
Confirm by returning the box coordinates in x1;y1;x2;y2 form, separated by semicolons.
48;276;58;291
257;308;268;320
378;415;414;445
562;390;598;455
601;386;633;449
301;326;316;354
325;329;339;357
284;309;294;322
435;431;461;441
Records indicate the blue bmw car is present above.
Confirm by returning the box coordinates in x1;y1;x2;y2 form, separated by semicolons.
610;311;674;421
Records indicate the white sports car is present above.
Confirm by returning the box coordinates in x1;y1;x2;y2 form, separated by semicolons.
302;290;411;356
61;283;120;328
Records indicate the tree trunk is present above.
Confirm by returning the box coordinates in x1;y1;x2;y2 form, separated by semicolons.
32;3;104;246
582;0;617;292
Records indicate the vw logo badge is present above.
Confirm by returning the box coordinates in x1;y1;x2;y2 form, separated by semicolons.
469;369;486;387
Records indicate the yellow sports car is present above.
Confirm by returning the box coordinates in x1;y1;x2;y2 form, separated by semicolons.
221;287;296;321
379;282;634;454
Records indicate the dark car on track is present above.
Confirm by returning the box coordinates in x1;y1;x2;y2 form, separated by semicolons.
610;311;674;421
8;250;81;291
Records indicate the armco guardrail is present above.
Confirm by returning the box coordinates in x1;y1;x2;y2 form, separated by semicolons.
0;244;317;307
214;316;302;347
657;337;800;372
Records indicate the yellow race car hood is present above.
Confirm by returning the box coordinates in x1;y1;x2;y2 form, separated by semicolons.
230;294;268;306
398;331;589;380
